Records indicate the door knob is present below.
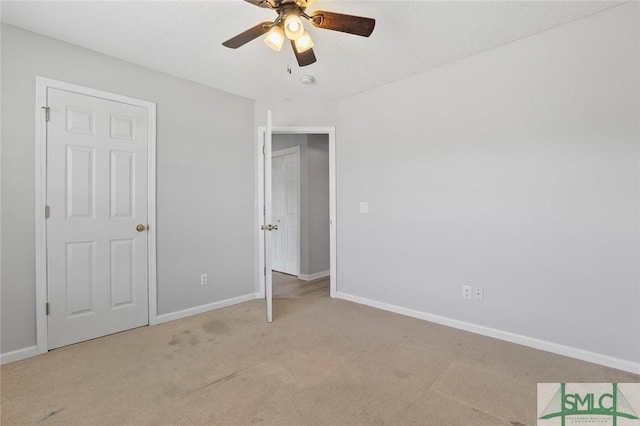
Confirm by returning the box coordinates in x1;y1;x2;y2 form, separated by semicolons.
272;225;278;230
136;224;146;232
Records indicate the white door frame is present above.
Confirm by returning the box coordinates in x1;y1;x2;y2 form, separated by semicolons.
34;77;157;354
271;146;301;277
256;126;336;299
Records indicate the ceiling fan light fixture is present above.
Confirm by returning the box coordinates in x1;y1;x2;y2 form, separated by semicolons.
284;13;304;40
264;25;285;51
294;31;314;53
223;1;376;67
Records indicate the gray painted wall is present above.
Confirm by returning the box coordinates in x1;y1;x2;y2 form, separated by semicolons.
272;134;329;276
306;135;330;275
254;100;337;128
1;24;256;353
336;3;639;363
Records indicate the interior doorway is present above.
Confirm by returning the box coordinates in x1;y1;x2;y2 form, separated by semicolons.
271;133;330;299
256;125;336;319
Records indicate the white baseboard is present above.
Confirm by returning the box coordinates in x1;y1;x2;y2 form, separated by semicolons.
157;293;261;324
1;294;260;365
299;270;330;281
0;346;38;365
336;292;640;375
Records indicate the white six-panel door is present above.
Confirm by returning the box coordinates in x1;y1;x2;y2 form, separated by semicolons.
46;88;149;349
272;149;299;276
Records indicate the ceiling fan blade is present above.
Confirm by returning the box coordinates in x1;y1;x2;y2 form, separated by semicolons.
291;41;317;67
310;11;375;37
243;0;275;8
222;21;272;49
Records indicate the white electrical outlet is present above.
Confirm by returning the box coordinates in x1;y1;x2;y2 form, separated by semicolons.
359;202;369;214
462;285;472;300
475;287;483;302
200;273;208;286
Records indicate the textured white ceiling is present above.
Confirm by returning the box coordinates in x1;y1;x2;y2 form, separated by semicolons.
1;1;622;101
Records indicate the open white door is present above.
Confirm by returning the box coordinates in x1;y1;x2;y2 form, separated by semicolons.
264;110;273;323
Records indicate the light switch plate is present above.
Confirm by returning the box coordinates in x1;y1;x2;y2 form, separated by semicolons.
359;202;369;213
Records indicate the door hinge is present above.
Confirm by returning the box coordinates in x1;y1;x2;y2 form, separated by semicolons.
46;302;50;315
264;205;266;215
263;145;266;155
44;205;50;218
42;106;50;122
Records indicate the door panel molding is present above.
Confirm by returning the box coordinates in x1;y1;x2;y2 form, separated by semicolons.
256;126;337;302
35;77;157;354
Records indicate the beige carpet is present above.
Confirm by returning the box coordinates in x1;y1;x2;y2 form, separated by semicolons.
1;297;638;425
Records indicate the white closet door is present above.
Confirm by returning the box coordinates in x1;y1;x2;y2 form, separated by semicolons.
46;88;149;349
272;148;299;276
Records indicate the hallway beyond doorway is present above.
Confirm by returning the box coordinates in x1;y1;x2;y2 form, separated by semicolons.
273;272;329;298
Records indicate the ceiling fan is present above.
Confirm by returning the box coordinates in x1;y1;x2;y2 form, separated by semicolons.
222;0;375;67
